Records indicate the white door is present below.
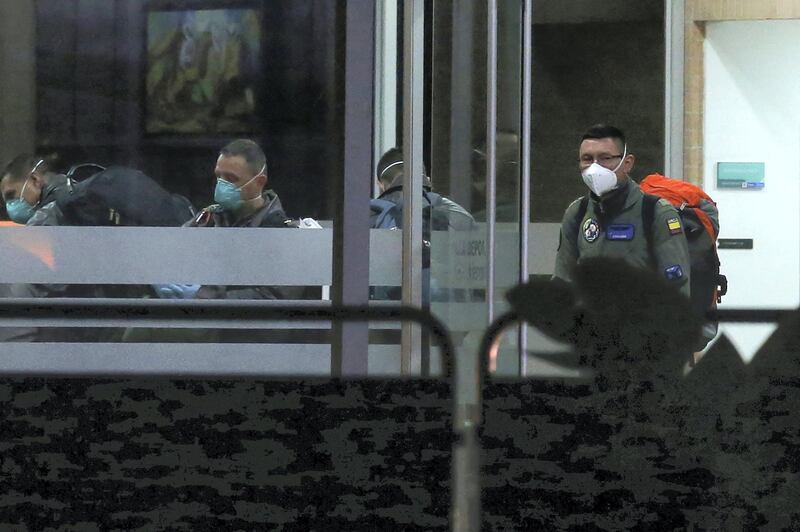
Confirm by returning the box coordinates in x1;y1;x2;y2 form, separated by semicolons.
704;20;800;360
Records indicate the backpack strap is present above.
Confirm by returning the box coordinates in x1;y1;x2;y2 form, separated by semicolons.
421;191;440;234
369;198;401;228
575;195;589;225
640;193;659;266
422;191;440;206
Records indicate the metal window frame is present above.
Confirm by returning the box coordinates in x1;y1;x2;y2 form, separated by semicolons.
665;0;685;178
486;0;498;325
401;0;425;375
519;0;533;376
333;0;376;377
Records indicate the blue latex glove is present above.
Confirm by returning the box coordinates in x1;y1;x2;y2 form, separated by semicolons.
152;283;201;299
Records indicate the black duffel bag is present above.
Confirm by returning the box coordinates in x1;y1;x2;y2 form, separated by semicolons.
58;165;195;227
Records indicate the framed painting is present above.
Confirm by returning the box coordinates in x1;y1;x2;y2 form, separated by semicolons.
144;5;263;136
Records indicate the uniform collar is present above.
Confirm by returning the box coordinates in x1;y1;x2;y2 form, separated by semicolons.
621;179;644;210
223;189;284;226
379;183;432;199
40;173;70;205
590;178;639;215
383;171;433;195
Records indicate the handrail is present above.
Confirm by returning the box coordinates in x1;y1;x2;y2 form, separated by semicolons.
0;297;463;529
0;300;455;378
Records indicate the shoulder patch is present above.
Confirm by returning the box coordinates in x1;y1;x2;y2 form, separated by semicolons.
664;264;684;280
667;216;683;235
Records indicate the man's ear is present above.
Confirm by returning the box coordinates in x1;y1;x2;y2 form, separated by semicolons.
29;171;45;188
624;154;636;174
256;172;267;189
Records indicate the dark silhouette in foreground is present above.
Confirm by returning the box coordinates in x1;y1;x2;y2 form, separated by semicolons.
482;257;800;529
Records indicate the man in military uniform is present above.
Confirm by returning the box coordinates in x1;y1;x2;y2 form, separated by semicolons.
371;147;475;231
369;147;475;302
133;138;301;342
1;156;71;226
163;138;298;301
186;138;295;232
554;124;691;299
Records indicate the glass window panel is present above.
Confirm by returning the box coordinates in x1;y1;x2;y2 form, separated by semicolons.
0;1;356;375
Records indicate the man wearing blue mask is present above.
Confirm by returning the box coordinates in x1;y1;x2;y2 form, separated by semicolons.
1;155;136;341
157;139;297;301
1;156;70;226
554;124;691;299
186;138;295;230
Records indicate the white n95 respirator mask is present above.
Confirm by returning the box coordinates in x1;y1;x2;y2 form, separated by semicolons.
581;146;626;197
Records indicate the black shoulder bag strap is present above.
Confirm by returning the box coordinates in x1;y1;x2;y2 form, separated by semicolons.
422;190;441;206
640;193;659;268
572;195;590;257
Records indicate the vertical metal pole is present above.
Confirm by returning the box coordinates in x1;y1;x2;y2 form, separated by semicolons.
332;0;375;376
454;5;499;530
374;0;387;182
664;0;685;178
451;421;480;532
519;0;532;377
401;0;424;375
486;0;498;324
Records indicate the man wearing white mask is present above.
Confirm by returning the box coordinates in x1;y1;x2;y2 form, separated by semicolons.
554;124;691;299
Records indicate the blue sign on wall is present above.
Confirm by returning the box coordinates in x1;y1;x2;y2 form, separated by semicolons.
717;162;765;189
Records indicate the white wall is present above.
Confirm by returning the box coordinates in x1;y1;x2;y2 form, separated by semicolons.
373;0;398;194
704;20;800;359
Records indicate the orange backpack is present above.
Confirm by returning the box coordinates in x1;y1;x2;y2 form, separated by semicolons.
640;173;727;349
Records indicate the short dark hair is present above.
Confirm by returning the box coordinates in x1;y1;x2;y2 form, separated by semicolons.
220;139;267;176
376;147;433;188
581;124;627;151
1;154;47;184
376;147;403;186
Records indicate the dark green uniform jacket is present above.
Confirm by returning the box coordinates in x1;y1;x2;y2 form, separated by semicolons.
123;190;301;343
554;179;691;299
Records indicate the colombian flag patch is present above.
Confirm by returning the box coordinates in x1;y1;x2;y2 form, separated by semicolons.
667;217;683;235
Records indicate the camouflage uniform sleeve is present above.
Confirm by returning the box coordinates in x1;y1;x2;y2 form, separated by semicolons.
553;199;583;284
650;199;691;299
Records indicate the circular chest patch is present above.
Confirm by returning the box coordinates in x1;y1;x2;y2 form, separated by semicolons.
583;218;600;243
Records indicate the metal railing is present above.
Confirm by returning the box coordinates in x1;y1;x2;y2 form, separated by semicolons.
7;299;787;530
0;297;482;530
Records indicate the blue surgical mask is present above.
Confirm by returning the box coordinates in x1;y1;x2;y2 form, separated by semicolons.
214;178;243;211
6;178;36;224
213;165;265;211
